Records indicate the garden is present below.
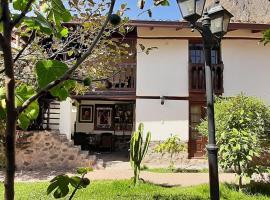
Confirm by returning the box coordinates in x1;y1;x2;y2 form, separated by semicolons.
0;180;269;200
0;0;270;200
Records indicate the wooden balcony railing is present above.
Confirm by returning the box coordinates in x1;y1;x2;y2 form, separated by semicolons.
108;63;136;90
189;63;224;94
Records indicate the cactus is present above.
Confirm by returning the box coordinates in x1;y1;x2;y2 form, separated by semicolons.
130;123;151;186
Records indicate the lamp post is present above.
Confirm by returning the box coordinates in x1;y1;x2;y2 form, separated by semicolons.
176;0;233;200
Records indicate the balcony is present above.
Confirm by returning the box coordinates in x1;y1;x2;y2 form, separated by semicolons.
107;63;136;90
189;63;224;94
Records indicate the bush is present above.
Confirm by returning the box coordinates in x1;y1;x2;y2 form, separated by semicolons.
154;134;186;169
197;94;270;190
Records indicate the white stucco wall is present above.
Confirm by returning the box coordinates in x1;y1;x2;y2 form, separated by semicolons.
136;99;189;141
59;98;76;140
136;39;189;96
222;40;270;104
136;35;190;141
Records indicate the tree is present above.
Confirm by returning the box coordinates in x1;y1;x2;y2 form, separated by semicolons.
197;94;270;190
0;0;170;199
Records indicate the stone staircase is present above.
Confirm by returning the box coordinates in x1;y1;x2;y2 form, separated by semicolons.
16;131;98;170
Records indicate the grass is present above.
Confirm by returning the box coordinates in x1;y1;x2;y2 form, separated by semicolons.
0;180;269;200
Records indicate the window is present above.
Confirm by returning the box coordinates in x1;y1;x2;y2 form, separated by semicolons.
189;41;223;93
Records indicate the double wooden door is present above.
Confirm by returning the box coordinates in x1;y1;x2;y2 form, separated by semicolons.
188;102;207;158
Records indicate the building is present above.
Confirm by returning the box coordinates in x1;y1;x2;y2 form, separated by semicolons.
42;18;269;159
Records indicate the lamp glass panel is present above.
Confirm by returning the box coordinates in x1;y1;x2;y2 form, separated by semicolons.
222;13;231;33
178;0;195;18
210;15;224;35
195;0;205;16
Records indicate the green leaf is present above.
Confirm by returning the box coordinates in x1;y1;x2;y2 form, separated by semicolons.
48;0;72;26
47;175;70;198
0;101;6;120
154;0;170;6
23;12;53;35
36;60;68;88
13;0;30;11
59;27;69;37
47;180;58;195
50;80;75;101
69;176;82;188
77;167;92;175
15;84;39;130
0;87;5;99
18;114;31;130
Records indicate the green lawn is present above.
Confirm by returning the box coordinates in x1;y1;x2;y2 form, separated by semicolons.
0;180;269;200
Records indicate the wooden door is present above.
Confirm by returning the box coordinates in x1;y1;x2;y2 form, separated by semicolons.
188;102;207;158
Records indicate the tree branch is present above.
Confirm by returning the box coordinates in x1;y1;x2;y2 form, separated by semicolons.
71;69;122;83
13;30;36;63
17;0;116;114
11;0;35;27
0;68;5;74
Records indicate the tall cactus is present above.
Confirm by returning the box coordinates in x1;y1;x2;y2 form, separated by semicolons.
130;123;151;186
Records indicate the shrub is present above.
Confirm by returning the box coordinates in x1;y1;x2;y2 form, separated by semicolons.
197;94;270;190
154;134;186;169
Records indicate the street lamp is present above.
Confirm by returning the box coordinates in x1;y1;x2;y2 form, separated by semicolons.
208;4;233;37
176;0;233;200
177;0;206;24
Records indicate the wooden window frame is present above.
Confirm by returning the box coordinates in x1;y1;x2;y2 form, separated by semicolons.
188;40;224;94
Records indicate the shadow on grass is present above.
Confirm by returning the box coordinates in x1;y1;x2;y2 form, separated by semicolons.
152;194;207;200
142;179;182;188
224;181;270;197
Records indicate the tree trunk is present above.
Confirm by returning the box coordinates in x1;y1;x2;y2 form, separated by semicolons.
237;162;243;192
1;2;16;200
239;176;243;191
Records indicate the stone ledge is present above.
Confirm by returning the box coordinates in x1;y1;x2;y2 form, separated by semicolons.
15;131;95;170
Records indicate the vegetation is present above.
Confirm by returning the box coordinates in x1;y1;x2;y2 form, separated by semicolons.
47;167;92;199
197;94;270;190
0;0;169;199
154;134;186;170
130;123;151;186
262;29;270;45
0;180;269;200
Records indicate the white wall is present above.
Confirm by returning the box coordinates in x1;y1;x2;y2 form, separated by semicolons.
222;40;270;104
137;39;189;96
59;98;76;140
136;36;190;141
136;99;189;141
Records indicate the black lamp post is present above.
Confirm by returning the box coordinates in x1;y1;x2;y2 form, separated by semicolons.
176;0;233;200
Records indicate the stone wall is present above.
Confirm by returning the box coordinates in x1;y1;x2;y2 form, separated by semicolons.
143;142;208;169
16;131;95;170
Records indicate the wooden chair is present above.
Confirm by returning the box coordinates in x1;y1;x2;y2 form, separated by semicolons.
99;132;114;152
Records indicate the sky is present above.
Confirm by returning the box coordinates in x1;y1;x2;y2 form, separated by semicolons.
62;0;182;21
114;0;181;20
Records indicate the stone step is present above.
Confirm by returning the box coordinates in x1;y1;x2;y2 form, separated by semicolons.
88;154;97;161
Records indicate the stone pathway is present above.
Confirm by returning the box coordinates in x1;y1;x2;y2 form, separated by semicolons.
85;168;236;187
0;166;237;187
